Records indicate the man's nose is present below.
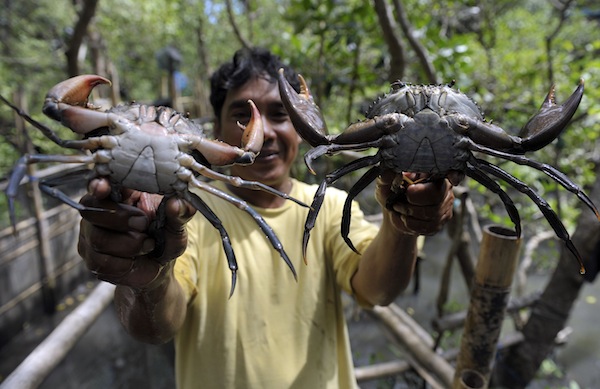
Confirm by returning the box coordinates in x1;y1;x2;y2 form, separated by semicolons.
262;118;277;140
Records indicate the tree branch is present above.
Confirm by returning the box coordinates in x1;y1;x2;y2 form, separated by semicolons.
65;0;100;77
225;0;252;50
372;0;406;82
391;0;437;84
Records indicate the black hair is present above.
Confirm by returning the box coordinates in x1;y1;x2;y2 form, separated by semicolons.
209;47;301;120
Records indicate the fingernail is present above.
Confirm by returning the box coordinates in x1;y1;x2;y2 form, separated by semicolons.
128;216;148;231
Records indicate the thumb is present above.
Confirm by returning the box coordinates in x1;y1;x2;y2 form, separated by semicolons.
165;198;197;232
148;197;196;263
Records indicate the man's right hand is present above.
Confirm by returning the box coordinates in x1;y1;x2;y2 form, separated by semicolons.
77;177;196;290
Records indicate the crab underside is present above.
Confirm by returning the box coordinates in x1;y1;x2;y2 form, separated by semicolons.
1;74;308;296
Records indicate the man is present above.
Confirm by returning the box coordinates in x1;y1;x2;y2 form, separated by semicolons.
78;47;454;388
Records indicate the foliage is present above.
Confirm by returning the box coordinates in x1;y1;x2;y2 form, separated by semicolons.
0;0;599;238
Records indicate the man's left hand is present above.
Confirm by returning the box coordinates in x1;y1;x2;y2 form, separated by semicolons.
376;170;455;236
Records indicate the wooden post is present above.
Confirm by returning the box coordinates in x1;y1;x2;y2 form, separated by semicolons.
452;225;521;388
372;304;455;388
13;91;56;314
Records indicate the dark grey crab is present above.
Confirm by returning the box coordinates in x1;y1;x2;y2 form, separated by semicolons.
278;69;599;274
1;74;307;295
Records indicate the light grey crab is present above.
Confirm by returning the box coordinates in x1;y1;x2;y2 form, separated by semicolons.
2;74;306;295
278;69;599;274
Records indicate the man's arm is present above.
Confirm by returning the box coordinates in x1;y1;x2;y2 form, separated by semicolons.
78;178;196;344
352;171;454;306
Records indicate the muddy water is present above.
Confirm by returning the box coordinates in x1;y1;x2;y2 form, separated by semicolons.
1;232;598;388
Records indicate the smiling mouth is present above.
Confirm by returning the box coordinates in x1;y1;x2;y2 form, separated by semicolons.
256;150;279;160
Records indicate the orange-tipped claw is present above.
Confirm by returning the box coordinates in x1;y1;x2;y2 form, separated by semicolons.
42;75;112;134
44;75;110;113
238;99;264;154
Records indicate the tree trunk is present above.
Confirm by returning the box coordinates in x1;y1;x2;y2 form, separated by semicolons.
65;0;100;76
372;0;406;82
492;164;600;388
391;0;437;84
225;0;252;50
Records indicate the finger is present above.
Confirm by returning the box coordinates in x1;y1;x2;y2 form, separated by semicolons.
122;191;163;219
87;177;112;199
79;247;162;289
405;178;450;206
79;218;155;257
378;170;396;186
395;181;454;216
164;198;197;231
153;198;196;262
79;196;150;233
447;170;465;186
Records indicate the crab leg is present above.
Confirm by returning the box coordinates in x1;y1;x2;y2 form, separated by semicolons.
5;154;105;229
181;191;239;297
465;162;522;237
0;94;106;149
187;177;297;282
466;139;600;221
304;140;383;174
474;158;586;274
341;165;381;253
302;155;380;260
177;154;307;208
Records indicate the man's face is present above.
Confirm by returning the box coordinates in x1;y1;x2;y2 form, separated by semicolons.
215;76;302;188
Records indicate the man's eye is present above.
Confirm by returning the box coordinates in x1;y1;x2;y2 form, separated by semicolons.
270;110;289;122
232;112;251;125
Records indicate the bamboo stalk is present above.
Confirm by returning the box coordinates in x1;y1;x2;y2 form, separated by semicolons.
452;225;521;388
355;331;525;383
371;304;455;388
431;292;539;332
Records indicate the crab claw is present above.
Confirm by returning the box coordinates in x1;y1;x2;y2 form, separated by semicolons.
202;100;264;166
238;99;264;154
42;74;112;134
277;68;329;147
517;79;584;152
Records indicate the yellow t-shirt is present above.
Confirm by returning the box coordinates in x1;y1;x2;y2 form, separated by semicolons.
173;179;378;389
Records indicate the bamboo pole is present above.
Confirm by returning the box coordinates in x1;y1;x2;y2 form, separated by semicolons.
371;304;455;388
432;292;539;333
452;225;522;388
355;331;525;383
0;282;116;389
13;91;57;313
